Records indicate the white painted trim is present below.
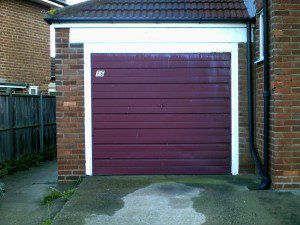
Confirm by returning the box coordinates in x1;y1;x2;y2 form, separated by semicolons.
79;24;245;175
70;27;247;44
259;12;264;60
50;25;55;57
30;0;64;8
84;42;240;176
84;43;93;176
53;23;247;29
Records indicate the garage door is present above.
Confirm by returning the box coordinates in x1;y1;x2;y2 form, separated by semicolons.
91;53;231;175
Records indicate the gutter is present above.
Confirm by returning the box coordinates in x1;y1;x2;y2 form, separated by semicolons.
50;0;68;7
0;82;29;89
45;17;255;25
31;0;68;8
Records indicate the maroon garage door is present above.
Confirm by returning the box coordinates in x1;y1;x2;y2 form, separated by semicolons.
91;53;231;175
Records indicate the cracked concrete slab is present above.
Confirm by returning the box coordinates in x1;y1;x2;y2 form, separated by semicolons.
85;182;205;225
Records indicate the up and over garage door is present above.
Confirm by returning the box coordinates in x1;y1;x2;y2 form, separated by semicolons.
91;53;231;175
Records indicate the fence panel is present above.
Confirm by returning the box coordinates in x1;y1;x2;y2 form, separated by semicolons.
0;94;56;165
42;96;56;156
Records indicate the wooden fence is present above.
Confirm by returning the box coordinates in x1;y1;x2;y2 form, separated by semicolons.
0;94;56;165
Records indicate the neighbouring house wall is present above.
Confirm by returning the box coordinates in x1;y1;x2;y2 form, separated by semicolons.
255;0;300;188
0;0;51;93
55;28;85;182
238;43;255;173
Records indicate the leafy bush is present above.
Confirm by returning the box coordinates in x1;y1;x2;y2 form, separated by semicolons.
0;182;4;197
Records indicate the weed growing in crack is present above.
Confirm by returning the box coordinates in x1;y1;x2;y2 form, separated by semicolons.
42;187;77;205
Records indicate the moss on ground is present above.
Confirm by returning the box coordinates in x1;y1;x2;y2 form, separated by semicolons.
0;152;56;179
41;218;52;225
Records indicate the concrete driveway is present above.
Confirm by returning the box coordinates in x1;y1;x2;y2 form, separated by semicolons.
52;175;300;225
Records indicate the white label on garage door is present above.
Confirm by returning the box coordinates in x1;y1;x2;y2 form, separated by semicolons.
96;70;105;77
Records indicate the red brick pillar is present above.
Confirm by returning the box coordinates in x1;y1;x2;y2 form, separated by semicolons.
55;28;85;183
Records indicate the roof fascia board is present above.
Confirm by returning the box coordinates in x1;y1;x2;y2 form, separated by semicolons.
52;23;248;29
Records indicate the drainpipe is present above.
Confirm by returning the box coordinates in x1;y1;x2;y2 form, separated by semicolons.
247;21;270;190
246;22;265;181
260;0;271;189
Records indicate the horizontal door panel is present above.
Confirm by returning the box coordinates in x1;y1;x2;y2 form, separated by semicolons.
92;60;230;69
92;53;231;63
92;67;230;79
92;91;230;99
93;144;229;152
92;83;230;93
93;129;230;137
93;114;230;122
93;159;230;167
92;121;230;129
93;99;230;107
93;136;230;144
93;166;231;175
93;150;230;160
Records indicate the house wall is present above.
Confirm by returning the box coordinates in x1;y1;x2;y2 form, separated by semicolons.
0;0;51;92
55;27;252;182
254;0;300;188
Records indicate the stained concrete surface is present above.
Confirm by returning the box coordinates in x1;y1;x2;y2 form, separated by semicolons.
52;175;300;225
0;161;65;225
85;182;205;225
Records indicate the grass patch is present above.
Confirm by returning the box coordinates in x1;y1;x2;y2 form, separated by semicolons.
41;218;52;225
42;187;77;205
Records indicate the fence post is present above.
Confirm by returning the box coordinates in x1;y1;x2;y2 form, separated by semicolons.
8;93;15;160
39;94;44;154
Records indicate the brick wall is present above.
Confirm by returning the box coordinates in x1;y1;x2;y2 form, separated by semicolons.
55;28;85;183
254;0;300;188
239;43;255;173
0;0;51;93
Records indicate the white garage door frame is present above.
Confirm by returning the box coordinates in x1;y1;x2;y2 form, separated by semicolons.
55;23;248;176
